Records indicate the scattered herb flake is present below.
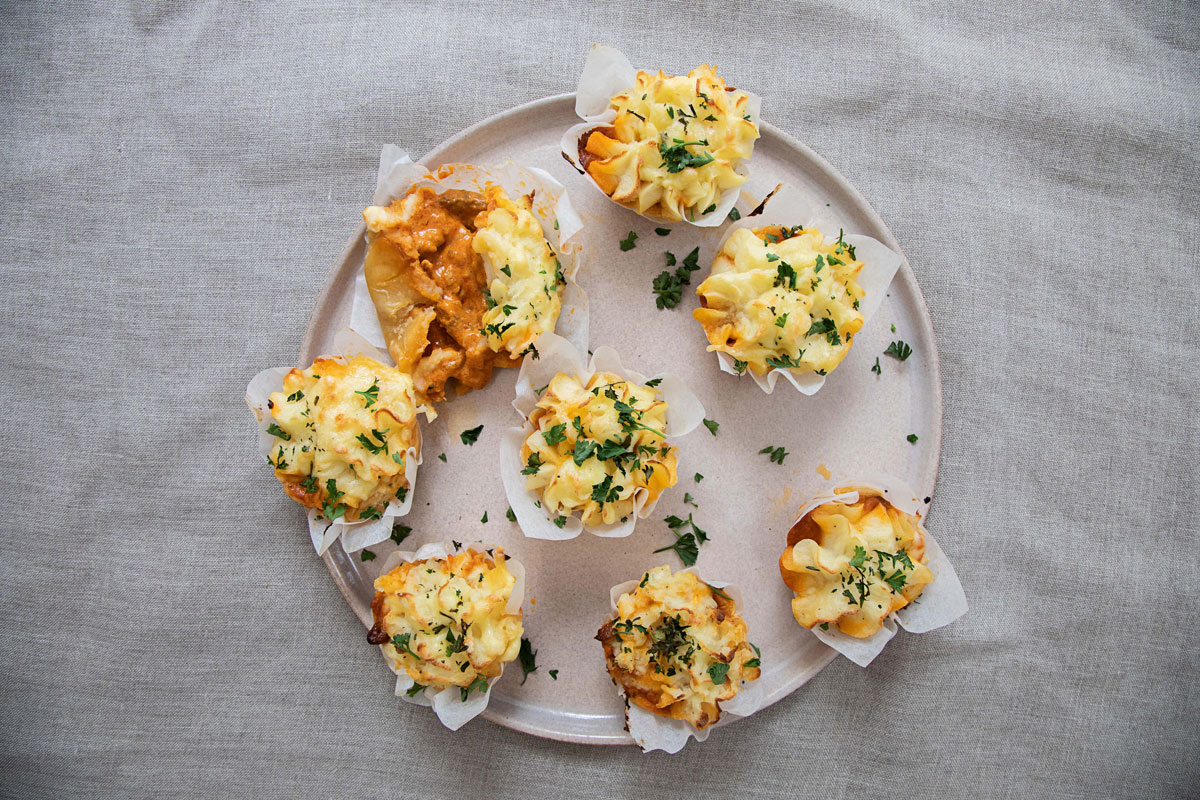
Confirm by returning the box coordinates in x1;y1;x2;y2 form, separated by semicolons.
619;231;638;251
459;425;483;446
702;418;719;436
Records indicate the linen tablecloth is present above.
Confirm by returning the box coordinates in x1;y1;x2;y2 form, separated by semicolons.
2;2;1196;797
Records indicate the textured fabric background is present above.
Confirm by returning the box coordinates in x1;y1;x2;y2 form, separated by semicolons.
1;1;1196;797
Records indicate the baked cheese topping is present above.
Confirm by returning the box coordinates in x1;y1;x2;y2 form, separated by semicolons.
368;548;523;695
519;371;676;527
265;355;419;522
694;225;866;377
472;186;565;358
581;65;758;222
780;488;934;638
597;566;761;729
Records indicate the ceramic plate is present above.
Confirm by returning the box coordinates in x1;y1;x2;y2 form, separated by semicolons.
299;94;942;745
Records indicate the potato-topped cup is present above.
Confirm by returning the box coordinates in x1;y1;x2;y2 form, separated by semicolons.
598;565;765;753
500;333;704;540
695;224;867;380
562;45;761;226
693;184;905;395
349;148;587;410
781;486;934;638
368;542;526;731
246;343;421;555
778;475;968;667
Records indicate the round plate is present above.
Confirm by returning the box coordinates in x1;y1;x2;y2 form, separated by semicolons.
300;94;942;745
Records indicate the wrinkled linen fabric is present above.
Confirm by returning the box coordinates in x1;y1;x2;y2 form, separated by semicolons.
0;1;1196;797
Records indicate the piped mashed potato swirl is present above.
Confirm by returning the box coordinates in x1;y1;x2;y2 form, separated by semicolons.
580;65;758;222
597;565;761;730
263;355;419;522
519;371;676;527
780;487;934;638
367;547;523;695
694;224;866;377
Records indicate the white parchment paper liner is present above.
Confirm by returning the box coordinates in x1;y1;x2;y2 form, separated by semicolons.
375;540;527;731
560;44;763;227
787;471;967;667
244;329;421;555
499;333;704;541
347;145;589;374
606;569;768;754
705;183;905;395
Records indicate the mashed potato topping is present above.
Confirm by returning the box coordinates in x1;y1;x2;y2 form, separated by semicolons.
472;186;565;359
265;355;419;522
579;65;758;222
519;371;676;527
597;566;761;729
694;225;867;377
780;488;934;638
367;547;523;695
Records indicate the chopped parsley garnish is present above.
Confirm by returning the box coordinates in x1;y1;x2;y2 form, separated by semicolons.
806;317;840;345
702;203;716;215
702;418;719;436
459;425;483;446
356;431;387;455
745;643;762;669
394;486;408;503
652;270;683;308
437;452;447;462
885;340;913;361
461;675;489;702
572;439;598;466
871;357;882;375
694;473;703;483
766;352;805;370
321;479;345;521
517;637;538;685
773;260;797;290
506;506;516;522
760;445;788;464
775;313;789;328
480;510;488;523
359;506;383;521
883;570;908;593
849;545;868;568
390;633;419;659
354;379;379;407
521;452;544;475
549;669;559;680
359;549;376;561
266;423;290;440
654;227;671;236
390;523;411;545
405;683;425;697
653;527;700;566
651;247;701;309
658;138;715;172
644;377;663;388
619;231;638;251
728;208;741;221
286;390;304;402
732;359;748;374
683;493;697;507
542;423;567;446
907;433;919;443
707;662;730;685
590;474;621;505
552;515;567;529
499;265;512;277
520;343;539;360
665;513;708;544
